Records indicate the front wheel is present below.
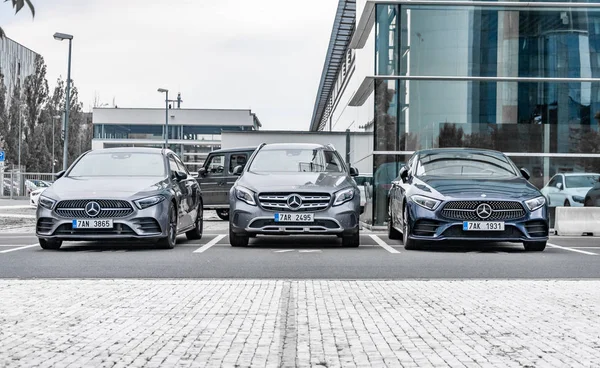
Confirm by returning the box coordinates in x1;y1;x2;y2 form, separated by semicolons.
216;209;229;221
158;202;177;249
229;226;249;247
524;241;546;251
402;206;419;250
39;238;62;250
186;202;204;240
342;232;360;247
564;199;571;207
388;206;402;240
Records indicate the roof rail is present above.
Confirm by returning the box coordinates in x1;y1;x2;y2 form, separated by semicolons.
325;143;336;151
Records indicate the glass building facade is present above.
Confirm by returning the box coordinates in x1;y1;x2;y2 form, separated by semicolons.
313;1;600;227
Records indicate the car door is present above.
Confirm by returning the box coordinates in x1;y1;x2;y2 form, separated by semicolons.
197;153;226;207
546;175;564;206
168;154;192;230
173;154;199;227
223;151;251;198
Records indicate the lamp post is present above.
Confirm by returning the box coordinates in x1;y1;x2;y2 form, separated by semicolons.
157;88;169;149
51;115;61;174
53;32;73;171
17;103;26;196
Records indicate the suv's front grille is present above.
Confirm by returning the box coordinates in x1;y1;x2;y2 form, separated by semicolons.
441;201;525;221
258;193;331;211
55;199;134;219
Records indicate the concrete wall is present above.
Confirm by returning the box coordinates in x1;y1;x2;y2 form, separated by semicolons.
221;131;374;174
92;107;258;127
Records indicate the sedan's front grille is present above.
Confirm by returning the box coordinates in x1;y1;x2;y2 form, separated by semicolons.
249;219;340;229
258;193;331;211
441;201;525;221
55;199;134;219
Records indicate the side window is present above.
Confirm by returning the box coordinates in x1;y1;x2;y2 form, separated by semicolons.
205;154;225;174
173;155;189;175
548;175;559;188
168;156;179;176
229;153;249;174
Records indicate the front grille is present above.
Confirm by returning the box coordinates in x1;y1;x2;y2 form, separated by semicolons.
525;221;548;237
53;223;136;236
132;218;162;234
37;218;54;234
441;225;524;239
55;199;134;219
441;201;525;221
249;219;340;229
413;220;439;236
258;193;331;212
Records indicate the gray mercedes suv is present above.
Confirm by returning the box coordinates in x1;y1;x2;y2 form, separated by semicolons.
228;143;361;247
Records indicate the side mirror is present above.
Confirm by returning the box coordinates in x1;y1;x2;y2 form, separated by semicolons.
349;167;359;177
174;171;188;181
55;170;66;179
233;165;244;176
198;167;207;177
520;167;531;181
399;166;409;183
556;182;563;190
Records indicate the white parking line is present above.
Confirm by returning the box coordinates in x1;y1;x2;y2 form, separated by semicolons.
274;249;295;253
0;244;39;253
547;243;598;256
299;250;322;253
369;235;400;254
193;234;226;253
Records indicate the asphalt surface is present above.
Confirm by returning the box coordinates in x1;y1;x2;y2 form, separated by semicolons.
0;219;599;278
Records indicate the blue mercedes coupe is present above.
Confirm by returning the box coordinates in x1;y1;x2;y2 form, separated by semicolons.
387;148;549;251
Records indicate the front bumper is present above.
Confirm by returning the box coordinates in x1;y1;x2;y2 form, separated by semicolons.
406;202;550;243
35;200;170;241
230;197;360;236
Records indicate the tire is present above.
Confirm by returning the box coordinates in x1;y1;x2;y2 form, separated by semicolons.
216;209;229;221
229;226;249;247
584;198;593;207
342;231;360;247
185;202;204;240
388;206;402;240
564;199;570;207
39;238;62;250
157;202;178;249
402;205;419;250
523;241;546;251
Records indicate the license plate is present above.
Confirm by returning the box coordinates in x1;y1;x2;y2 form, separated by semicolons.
463;221;504;231
274;213;314;222
72;219;113;229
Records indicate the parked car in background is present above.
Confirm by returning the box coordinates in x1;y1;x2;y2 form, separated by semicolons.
196;146;257;220
36;147;203;250
353;173;373;214
228;143;361;247
30;187;47;207
387;148;549;251
540;173;600;207
584;177;600;207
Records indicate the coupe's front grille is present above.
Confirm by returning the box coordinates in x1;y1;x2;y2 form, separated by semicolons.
249;219;340;229
258;193;331;211
441;201;525;221
55;199;134;219
525;221;548;237
53;223;136;236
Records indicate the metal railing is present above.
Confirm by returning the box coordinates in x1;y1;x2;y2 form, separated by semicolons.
1;169;56;199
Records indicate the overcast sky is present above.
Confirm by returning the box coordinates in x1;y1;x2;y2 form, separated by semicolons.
0;0;339;130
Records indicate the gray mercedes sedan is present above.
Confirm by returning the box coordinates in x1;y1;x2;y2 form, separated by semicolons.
36;147;203;250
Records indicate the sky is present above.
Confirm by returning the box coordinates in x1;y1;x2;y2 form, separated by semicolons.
0;0;339;130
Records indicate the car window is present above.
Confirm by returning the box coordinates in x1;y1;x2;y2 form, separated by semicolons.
248;148;344;173
565;175;600;188
229;153;249;173
173;155;189;175
168;155;180;175
68;152;166;177
547;175;558;188
205;154;225;174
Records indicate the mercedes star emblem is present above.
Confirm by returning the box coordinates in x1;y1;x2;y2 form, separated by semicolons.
475;203;492;219
286;195;302;210
85;201;101;217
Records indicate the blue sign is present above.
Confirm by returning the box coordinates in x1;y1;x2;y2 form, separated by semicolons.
0;150;5;162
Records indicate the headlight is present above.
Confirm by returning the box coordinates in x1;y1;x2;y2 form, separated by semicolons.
572;195;585;204
525;196;546;211
235;186;256;206
39;195;56;210
333;188;355;206
134;195;165;209
410;195;441;211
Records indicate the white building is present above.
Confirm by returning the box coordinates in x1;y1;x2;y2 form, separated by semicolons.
92;107;261;169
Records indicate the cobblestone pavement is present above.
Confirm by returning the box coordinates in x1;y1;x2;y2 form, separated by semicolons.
1;280;599;367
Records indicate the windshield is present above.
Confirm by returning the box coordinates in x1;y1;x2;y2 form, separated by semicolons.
565;175;600;188
249;148;345;173
68;152;166;177
415;152;518;177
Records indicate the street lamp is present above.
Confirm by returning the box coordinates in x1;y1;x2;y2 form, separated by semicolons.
157;88;169;149
51;115;61;174
54;32;73;171
17;103;26;196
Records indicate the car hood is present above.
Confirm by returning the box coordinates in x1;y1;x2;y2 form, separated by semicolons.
415;176;541;200
238;171;354;193
43;176;169;200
